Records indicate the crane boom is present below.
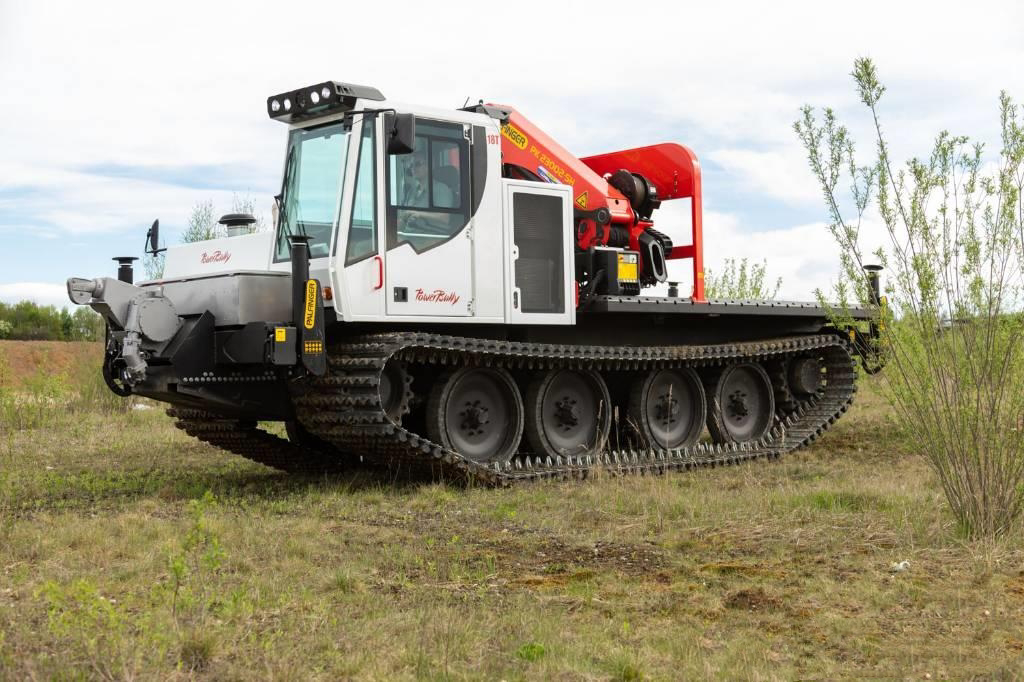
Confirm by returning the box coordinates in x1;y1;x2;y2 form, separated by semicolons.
473;104;706;300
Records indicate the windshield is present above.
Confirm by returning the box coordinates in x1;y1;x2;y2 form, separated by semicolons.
275;122;350;261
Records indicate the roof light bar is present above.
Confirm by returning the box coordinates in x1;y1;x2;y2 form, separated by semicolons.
266;81;385;123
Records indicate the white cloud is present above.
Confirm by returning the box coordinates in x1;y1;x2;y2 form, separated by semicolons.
701;217;842;301
1;0;1022;293
0;282;70;309
0;160;265;236
707;148;821;205
2;1;1020;172
654;200;890;301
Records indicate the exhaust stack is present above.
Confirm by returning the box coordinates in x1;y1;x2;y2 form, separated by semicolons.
287;234;326;376
288;234;311;330
113;257;138;284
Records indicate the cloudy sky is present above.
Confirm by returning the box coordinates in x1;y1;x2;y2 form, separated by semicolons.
1;0;1022;307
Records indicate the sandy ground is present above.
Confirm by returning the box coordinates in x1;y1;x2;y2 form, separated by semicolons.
0;340;101;387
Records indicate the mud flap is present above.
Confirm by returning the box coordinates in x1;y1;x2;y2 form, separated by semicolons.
299;279;327;376
168;311;216;379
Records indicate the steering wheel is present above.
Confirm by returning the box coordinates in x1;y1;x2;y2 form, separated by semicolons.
400;212;451;236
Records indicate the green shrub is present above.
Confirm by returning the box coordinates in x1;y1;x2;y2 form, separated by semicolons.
516;641;546;662
796;58;1024;539
704;258;782;300
40;579;139;676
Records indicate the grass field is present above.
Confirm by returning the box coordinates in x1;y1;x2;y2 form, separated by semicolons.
2;342;1023;680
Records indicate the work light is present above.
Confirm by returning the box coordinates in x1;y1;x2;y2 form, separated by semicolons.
266;81;385;123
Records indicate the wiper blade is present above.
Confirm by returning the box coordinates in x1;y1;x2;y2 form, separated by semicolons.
277;144;299;235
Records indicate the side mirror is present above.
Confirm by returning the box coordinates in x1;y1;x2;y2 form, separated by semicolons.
386;112;416;155
146;219;164;254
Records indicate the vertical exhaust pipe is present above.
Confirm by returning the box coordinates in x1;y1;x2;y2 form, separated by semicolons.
864;264;882;305
113;256;138;284
288;234;311;329
862;265;886;373
286;233;327;376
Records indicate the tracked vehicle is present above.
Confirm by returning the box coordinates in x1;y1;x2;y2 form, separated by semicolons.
67;80;883;484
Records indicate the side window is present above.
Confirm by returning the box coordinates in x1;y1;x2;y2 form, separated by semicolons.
431;141;461;209
386;120;469;252
344;119;377;265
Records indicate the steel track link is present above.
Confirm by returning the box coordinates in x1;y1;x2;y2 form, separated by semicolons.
291;332;858;486
166;408;351;475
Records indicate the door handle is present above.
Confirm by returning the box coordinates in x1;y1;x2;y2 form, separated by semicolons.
373;255;384;290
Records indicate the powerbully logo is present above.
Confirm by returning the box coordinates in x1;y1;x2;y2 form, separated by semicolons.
415;288;460;305
200;250;231;264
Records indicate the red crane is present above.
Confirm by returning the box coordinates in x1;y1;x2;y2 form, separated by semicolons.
490;105;705;301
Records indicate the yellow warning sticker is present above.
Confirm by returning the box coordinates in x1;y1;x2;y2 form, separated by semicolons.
303;280;317;330
501;123;528;150
575;191;588;210
274;327;286;342
617;253;639;282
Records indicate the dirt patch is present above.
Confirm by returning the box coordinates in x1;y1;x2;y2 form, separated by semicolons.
491;536;666;578
1005;574;1024;598
724;587;786;613
701;560;788;578
0;340;101;387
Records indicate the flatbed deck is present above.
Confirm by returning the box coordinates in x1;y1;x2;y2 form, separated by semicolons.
582;295;873;319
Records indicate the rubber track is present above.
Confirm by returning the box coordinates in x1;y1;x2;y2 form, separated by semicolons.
291;332;858;486
166;408;348;475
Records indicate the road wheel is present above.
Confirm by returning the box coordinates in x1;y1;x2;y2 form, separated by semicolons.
706;363;775;444
426;367;523;464
524;369;611;458
379;358;413;424
628;368;706;449
788;356;824;396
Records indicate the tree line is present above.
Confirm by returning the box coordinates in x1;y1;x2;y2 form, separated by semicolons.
1;194;269;342
0;301;105;341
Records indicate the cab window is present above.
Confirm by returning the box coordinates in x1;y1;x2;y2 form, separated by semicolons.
274;122;349;261
344;119;377;265
387;120;469;252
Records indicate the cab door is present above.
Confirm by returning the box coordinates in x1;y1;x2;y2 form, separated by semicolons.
384;119;474;317
332;115;386;320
